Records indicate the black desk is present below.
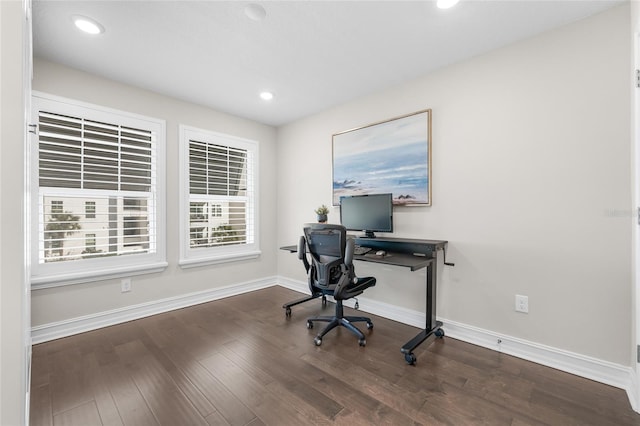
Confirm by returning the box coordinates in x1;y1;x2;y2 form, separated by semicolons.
281;236;450;365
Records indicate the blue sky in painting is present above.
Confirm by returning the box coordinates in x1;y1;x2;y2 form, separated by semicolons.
333;112;429;204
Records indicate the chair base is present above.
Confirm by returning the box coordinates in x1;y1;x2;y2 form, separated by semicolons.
306;301;373;346
283;292;327;318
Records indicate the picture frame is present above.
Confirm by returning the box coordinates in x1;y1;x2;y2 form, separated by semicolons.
332;109;432;206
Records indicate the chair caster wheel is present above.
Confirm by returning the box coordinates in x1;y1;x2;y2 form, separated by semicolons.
314;337;322;346
435;328;445;338
285;307;291;318
306;320;313;329
366;322;373;330
404;352;416;365
358;338;366;347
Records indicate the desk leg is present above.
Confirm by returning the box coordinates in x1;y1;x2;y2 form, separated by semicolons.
400;256;444;365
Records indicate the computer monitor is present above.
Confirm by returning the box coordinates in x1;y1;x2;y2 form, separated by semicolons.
339;193;393;238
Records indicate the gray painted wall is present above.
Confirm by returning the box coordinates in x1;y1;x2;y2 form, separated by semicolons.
31;59;279;327
277;5;632;366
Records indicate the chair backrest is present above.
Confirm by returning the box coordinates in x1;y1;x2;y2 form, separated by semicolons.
302;223;354;291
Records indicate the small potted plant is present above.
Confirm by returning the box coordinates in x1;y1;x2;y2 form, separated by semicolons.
315;204;330;223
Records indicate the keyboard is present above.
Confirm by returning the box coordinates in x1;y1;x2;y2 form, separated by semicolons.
353;245;372;255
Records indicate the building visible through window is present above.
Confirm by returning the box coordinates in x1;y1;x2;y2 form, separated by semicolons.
42;196;150;261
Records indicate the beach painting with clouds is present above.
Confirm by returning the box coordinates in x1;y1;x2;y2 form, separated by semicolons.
332;109;431;206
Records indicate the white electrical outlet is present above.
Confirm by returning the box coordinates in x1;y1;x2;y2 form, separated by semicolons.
121;278;131;293
515;294;528;313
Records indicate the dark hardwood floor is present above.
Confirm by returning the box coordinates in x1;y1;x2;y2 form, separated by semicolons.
30;286;640;425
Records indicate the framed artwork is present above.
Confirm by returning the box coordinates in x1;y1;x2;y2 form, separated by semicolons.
332;109;432;206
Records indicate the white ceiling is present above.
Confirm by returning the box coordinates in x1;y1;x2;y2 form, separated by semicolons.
33;0;623;127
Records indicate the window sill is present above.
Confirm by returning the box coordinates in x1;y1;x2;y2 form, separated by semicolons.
179;250;261;269
31;261;169;289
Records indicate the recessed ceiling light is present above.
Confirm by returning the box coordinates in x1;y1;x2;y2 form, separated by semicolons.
260;91;274;101
437;0;460;9
244;4;267;21
72;15;104;35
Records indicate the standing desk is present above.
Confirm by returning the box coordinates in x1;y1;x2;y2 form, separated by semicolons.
281;236;451;365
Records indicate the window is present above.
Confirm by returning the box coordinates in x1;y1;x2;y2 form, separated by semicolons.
123;216;148;248
85;201;96;218
123;197;146;211
31;92;167;287
179;125;260;267
190;202;206;221
51;200;63;213
85;234;96;252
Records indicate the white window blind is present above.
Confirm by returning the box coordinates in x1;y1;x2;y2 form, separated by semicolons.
31;93;167;287
179;125;259;267
38;111;155;263
188;140;254;248
39;111;153;192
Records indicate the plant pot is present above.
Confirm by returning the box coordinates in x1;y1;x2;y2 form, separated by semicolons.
317;214;327;223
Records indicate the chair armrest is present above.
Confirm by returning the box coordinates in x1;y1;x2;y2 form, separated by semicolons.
345;238;354;267
298;235;310;273
350;276;376;293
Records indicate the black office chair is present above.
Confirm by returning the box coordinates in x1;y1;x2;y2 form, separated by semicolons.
299;223;376;346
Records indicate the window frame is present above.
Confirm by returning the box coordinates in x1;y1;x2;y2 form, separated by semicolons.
30;92;167;288
178;124;260;268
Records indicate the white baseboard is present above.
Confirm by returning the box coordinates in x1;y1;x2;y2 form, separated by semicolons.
442;319;633;389
629;366;639;412
277;276;309;294
31;276;278;344
30;274;637;413
277;275;636;409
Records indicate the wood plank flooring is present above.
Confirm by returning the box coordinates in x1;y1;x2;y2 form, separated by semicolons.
30;286;640;425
